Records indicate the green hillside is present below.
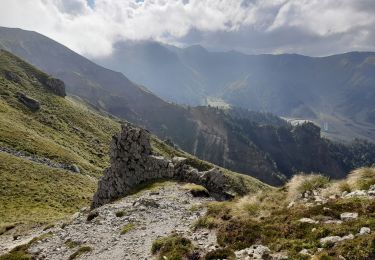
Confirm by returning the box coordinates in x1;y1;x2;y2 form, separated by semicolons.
0;153;96;225
0;49;120;176
0;50;268;228
0;49;120;226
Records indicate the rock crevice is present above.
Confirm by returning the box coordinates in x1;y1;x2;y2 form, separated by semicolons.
92;123;234;208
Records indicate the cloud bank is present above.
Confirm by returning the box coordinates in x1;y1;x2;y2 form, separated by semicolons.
0;0;374;57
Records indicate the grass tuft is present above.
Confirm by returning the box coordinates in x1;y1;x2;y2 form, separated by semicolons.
204;248;236;260
287;174;329;201
115;211;126;218
347;167;375;190
68;246;92;260
183;183;209;197
120;223;135;235
0;233;52;260
151;234;193;260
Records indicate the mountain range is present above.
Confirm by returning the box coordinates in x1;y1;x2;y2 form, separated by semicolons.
1;26;374;185
95;41;375;142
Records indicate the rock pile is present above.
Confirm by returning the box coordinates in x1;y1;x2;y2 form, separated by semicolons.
92;123;235;208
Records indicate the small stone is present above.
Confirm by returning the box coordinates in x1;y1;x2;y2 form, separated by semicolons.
344;190;367;198
359;227;371;235
340;212;358;221
287;201;295;208
299;218;318;224
324;220;342;225
341;234;354;241
299;249;310;256
320;236;342;245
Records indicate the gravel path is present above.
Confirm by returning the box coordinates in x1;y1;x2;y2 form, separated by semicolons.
27;182;217;259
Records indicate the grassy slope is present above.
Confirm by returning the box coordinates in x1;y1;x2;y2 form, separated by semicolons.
0;153;96;225
0;50;119;226
0;50;269;228
196;169;375;259
0;49;120;176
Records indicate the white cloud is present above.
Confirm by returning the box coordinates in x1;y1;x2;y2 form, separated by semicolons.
0;0;374;57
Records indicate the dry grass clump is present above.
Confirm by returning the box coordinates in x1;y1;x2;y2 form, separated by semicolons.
323;167;375;197
347;167;375;190
229;190;282;218
286;174;330;201
120;223;135;235
68;246;92;260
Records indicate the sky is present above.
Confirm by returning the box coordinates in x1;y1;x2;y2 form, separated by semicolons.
0;0;374;58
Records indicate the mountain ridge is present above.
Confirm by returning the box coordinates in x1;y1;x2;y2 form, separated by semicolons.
95;40;375;142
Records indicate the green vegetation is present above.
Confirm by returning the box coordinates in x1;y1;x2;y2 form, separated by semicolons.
68;246;92;260
86;211;99;222
287;174;329;201
0;50;120;177
347;167;375;190
120;223;135;235
0;153;96;225
128;180;176;196
0;233;52;260
183;183;209;197
194;170;375;259
0;50;267;230
115;210;126;218
193;215;217;230
204;248;235;260
151;234;194;260
65;239;80;249
0;50;120;226
0;223;16;236
297;174;330;194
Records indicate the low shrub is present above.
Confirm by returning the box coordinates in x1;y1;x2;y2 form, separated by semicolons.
115;211;126;218
204;248;235;260
151;234;193;260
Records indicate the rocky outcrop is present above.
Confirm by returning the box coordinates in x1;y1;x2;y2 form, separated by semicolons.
16;92;40;111
44;77;66;97
92;123;235;208
4;70;21;83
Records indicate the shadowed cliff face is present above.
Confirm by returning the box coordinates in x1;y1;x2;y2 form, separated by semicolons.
186;108;349;185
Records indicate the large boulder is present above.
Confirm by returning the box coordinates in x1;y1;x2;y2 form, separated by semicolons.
4;70;21;84
44;77;66;97
16;92;40;111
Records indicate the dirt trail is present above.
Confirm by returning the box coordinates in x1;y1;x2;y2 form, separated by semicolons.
22;182;217;260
